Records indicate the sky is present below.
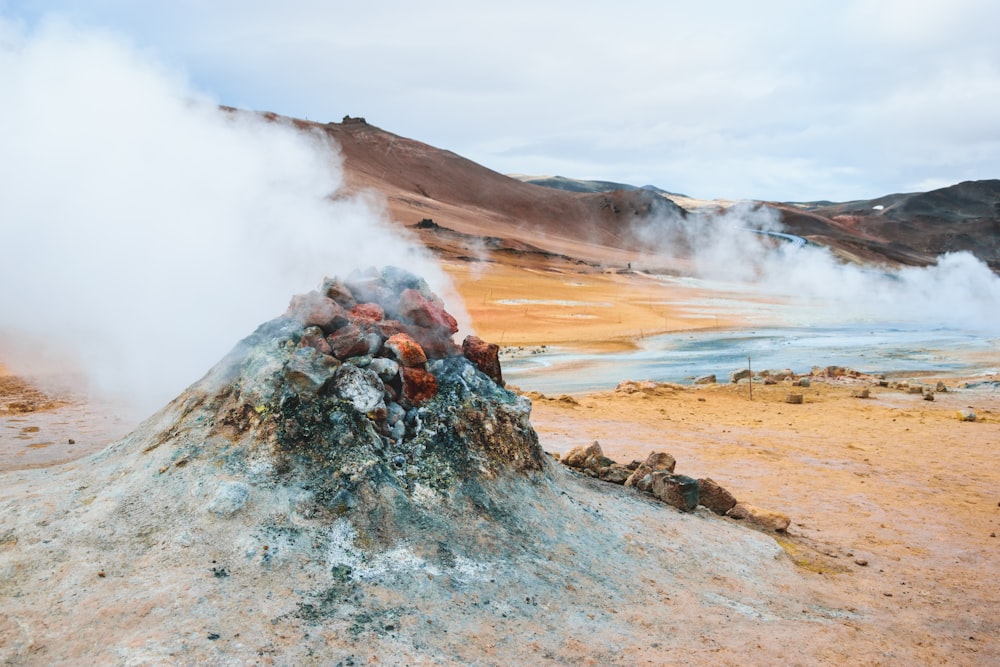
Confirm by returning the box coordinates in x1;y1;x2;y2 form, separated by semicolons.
3;0;999;202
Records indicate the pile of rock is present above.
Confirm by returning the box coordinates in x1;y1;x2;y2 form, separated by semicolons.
558;441;790;532
284;267;503;445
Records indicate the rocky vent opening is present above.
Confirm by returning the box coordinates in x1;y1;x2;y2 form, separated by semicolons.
153;266;547;538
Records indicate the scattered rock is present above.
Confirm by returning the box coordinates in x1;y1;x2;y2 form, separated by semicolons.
957;409;977;422
698;477;738;515
562;441;605;472
598;465;632;485
651;473;699;512
729;369;752;384
854;558;869;567
923;392;935;402
693;374;716;385
851;388;870;399
624;451;676;489
727;502;791;532
796;377;811;387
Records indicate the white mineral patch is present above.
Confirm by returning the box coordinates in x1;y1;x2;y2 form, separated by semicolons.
206;480;250;515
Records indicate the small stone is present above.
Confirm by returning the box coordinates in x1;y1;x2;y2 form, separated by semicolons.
956;409;977;422
693;374;716;385
797;377;811;387
851;388;870;399
855;558;869;566
729;369;752;384
369;357;401;383
562;441;604;471
923;392;935;401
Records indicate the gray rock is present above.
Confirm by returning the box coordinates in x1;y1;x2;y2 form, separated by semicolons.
334;364;387;417
651;473;699;512
206;481;250;516
283;346;340;396
369;357;401;383
693;374;716;385
730;369;752;384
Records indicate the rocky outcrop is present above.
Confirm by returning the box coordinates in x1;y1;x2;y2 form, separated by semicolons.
558;443;786;528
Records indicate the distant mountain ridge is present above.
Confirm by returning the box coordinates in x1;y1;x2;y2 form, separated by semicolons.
254;110;999;272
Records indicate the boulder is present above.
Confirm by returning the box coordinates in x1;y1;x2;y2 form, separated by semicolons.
462;335;504;385
697;477;738;515
651;473;699;512
726;502;791;532
693;374;716;385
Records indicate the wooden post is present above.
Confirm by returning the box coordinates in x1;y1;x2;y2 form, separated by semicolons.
748;356;753;401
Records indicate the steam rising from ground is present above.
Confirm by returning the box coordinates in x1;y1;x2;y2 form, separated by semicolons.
0;17;456;416
635;203;1000;334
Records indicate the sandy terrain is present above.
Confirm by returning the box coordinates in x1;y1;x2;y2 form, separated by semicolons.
3;255;998;665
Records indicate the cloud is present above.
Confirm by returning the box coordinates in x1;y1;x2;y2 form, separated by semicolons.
0;15;456;417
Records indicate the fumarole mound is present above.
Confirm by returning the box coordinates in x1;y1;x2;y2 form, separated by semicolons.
0;267;833;666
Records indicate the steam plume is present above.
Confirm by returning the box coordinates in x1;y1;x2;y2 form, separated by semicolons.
634;203;1000;333
0;16;456;416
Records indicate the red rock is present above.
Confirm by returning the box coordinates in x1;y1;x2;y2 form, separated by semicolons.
350;302;385;324
326;324;370;359
400;366;437;406
377;319;407;339
299;326;332;355
398;288;458;334
384;333;428;368
462;335;503;385
401;324;461;360
286;291;349;333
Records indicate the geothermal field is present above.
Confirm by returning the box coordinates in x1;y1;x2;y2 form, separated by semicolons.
2;113;1000;666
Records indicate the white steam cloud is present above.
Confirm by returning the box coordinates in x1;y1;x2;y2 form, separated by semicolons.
0;17;457;416
634;203;1000;333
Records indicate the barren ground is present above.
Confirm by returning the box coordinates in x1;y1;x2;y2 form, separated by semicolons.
2;256;999;665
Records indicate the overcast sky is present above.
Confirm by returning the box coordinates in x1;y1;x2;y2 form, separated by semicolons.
3;0;999;201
